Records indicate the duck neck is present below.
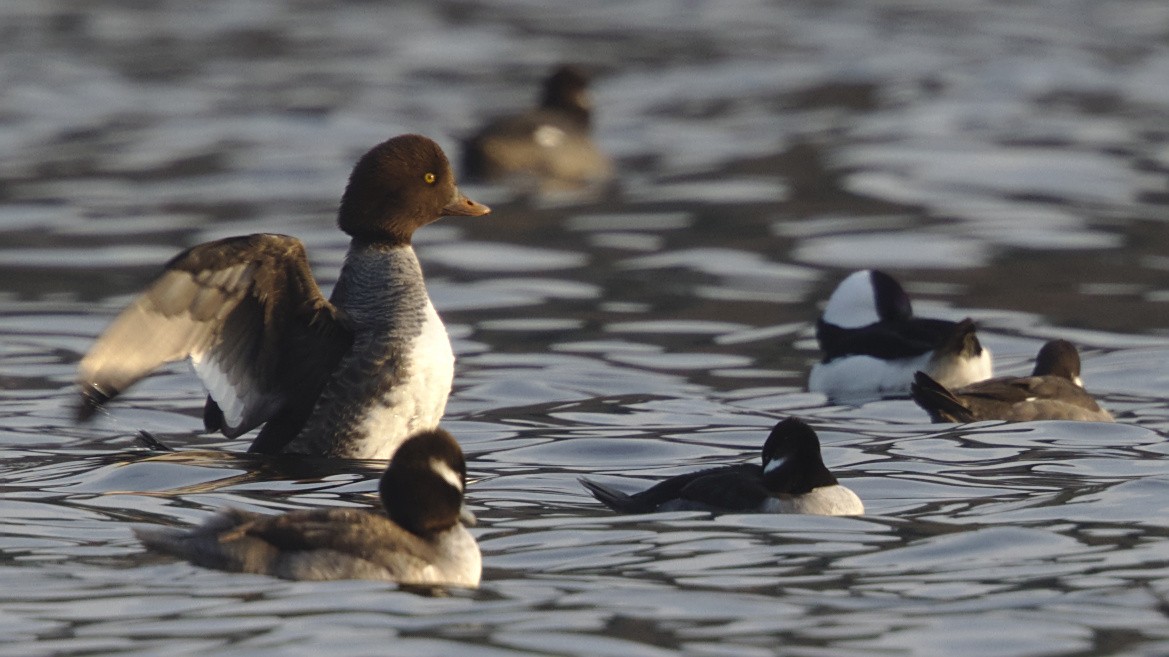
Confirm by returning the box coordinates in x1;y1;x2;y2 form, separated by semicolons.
330;240;429;329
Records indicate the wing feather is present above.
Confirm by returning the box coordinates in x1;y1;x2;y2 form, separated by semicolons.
77;234;352;438
817;317;959;361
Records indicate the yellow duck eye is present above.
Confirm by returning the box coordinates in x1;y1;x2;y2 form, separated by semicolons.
424;172;436;184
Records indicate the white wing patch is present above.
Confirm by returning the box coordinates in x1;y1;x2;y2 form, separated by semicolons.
763;455;789;475
191;354;249;429
533;125;567;148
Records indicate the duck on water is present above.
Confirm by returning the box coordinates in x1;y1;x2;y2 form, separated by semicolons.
581;418;864;516
76;135;490;460
808;269;993;399
135;429;482;587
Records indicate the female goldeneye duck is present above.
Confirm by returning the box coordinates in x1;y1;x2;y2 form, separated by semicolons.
462;64;613;190
134;429;482;587
75;135;490;459
808;269;993;398
580;418;864;516
911;339;1114;423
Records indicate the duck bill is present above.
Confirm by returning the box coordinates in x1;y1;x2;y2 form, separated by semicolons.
442;191;491;217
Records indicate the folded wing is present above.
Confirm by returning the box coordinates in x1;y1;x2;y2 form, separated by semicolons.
241;509;437;570
136;508;437;581
817;316;959;360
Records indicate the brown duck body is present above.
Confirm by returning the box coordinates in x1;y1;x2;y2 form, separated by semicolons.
463;65;612;190
135;429;481;587
76;136;490;458
911;340;1113;423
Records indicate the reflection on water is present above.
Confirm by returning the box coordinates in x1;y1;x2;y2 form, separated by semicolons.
1;0;1169;655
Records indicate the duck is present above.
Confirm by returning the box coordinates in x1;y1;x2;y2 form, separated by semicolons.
134;428;481;586
76;134;490;459
462;64;612;190
910;339;1114;423
808;269;993;398
580;418;864;516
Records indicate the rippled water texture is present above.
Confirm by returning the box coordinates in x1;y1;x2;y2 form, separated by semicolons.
2;1;1169;655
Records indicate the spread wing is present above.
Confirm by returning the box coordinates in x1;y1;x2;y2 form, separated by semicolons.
76;234;352;438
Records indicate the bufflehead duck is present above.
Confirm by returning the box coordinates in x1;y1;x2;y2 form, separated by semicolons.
911;339;1114;423
580;418;863;516
76;135;490;459
808;270;993;398
134;429;481;586
463;64;612;190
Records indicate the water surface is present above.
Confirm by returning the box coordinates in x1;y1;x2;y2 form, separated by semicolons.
2;1;1169;656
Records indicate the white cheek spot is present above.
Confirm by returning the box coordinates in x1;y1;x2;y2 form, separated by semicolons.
430;458;463;492
1073;376;1084;387
533;125;566;148
821;271;881;328
763;455;789;475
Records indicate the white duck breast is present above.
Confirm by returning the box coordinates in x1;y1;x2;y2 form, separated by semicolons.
759;485;864;516
348;301;455;460
281;245;456;460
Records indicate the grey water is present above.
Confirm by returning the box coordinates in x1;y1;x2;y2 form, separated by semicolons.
1;0;1169;655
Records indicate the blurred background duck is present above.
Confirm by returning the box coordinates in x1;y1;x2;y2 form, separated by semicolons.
463;64;613;192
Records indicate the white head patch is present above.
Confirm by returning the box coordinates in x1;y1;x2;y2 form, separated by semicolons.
763;455;789;475
821;271;881;328
429;457;463;492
